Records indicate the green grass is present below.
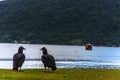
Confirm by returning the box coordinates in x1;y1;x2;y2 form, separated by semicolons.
0;69;120;80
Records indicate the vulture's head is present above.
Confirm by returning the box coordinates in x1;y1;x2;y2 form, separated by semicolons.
18;46;26;53
40;47;48;54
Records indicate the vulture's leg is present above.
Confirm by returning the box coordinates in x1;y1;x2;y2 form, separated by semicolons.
44;65;47;71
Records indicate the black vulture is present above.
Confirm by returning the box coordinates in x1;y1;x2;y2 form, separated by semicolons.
40;47;57;71
13;46;26;71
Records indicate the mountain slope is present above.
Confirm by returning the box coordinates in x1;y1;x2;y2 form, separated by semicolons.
0;0;120;46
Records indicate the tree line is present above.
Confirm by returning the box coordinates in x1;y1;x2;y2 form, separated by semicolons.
0;0;120;46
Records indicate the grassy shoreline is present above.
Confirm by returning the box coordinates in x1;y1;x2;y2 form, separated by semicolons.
0;68;120;80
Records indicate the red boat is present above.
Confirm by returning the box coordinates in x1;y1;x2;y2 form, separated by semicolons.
85;43;92;50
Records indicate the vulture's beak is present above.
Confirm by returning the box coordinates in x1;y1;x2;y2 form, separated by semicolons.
21;47;26;50
23;48;26;50
40;47;46;50
40;48;43;50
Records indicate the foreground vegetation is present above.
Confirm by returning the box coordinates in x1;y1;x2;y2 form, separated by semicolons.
0;69;120;80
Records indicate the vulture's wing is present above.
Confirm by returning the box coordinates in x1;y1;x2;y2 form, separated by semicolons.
41;54;56;67
13;53;19;69
18;53;25;67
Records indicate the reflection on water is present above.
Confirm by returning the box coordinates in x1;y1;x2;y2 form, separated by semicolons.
0;43;120;69
1;61;120;69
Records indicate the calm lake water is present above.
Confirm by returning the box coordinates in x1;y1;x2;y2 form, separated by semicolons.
0;43;120;69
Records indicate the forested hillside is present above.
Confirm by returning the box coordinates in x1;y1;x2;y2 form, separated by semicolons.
0;0;120;46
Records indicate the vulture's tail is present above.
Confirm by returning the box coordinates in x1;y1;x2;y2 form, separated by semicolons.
13;68;18;71
51;66;57;71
